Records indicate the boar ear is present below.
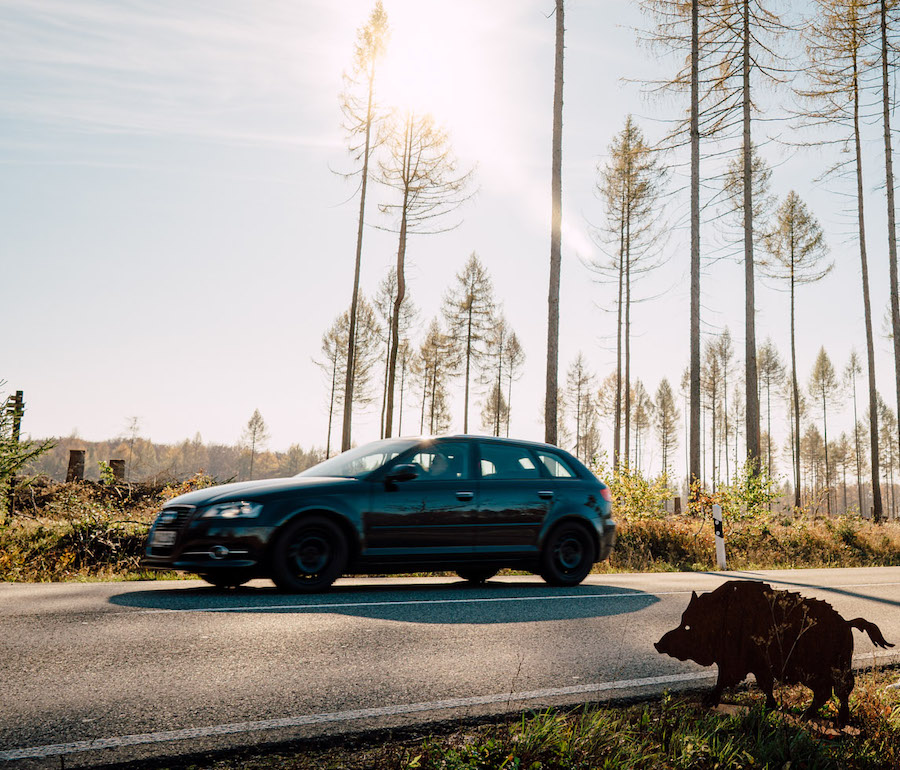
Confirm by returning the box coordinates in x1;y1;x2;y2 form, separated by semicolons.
690;590;698;602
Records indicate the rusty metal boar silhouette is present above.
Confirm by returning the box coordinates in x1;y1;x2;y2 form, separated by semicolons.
655;580;893;725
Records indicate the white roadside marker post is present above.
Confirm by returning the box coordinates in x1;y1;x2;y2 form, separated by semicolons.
712;503;726;569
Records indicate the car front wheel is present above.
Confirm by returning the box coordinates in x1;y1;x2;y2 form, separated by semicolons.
271;516;347;593
539;522;596;587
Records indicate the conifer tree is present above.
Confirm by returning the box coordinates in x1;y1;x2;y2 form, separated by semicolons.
761;191;831;508
442;253;495;433
808;347;839;513
592;115;666;470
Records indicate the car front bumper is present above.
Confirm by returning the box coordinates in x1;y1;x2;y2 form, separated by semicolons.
140;519;277;573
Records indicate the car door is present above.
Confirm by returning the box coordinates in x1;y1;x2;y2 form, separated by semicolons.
363;440;478;558
475;441;553;554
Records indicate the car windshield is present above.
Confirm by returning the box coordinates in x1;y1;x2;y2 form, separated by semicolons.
297;439;419;479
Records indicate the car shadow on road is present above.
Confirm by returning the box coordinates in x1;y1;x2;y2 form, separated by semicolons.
108;580;660;624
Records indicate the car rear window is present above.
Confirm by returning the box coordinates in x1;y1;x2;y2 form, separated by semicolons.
536;452;576;478
479;444;541;480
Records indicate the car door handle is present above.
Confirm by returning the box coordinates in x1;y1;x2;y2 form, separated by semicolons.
456;491;475;501
538;490;554;500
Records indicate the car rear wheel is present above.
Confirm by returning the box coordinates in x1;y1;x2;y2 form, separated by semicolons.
456;567;499;584
271;516;347;593
198;569;253;589
539;522;596;587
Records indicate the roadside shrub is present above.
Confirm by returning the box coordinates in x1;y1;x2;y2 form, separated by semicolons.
592;460;673;521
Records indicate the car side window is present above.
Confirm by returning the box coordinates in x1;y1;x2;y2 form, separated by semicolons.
479;444;541;480
537;452;576;478
408;443;470;480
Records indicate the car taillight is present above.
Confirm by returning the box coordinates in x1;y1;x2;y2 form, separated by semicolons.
600;487;612;503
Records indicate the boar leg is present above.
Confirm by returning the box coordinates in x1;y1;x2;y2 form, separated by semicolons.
703;664;743;707
752;666;777;710
833;669;853;727
801;678;834;722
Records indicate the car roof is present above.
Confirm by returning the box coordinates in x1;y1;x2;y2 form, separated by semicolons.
414;434;572;453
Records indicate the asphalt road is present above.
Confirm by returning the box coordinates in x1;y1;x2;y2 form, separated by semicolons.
2;567;899;768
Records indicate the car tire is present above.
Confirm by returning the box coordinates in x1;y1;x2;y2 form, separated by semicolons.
539;522;596;587
271;516;347;593
456;567;499;584
198;570;253;589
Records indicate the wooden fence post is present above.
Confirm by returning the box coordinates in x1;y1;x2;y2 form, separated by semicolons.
66;450;85;482
109;460;125;481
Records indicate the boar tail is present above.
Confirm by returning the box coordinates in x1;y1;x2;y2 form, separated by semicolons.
848;618;894;649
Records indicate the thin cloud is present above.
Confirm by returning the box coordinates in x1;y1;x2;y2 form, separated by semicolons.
0;0;345;147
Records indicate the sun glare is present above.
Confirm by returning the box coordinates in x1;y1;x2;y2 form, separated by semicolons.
376;2;490;152
372;2;593;258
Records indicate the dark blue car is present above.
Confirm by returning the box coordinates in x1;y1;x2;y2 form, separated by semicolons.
141;435;616;591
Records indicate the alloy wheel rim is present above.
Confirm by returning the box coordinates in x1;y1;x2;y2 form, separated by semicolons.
557;535;584;571
290;532;331;576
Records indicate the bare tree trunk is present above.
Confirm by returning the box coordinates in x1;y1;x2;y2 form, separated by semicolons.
429;363;437;433
852;375;863;514
689;0;702;500
385;120;413;439
379;339;389;439
398;352;406;436
494;341;504;437
614;207;624;470
419;365;428;434
843;463;848;515
711;392;717;492
624;214;632;467
822;388;830;515
790;270;801;509
463;307;473;433
545;0;564;446
723;366;730;485
326;356;337;459
341;62;376;453
506;363;514;438
742;0;761;474
881;0;900;487
853;53;884;522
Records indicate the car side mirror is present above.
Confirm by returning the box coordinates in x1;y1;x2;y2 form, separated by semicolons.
385;463;419;483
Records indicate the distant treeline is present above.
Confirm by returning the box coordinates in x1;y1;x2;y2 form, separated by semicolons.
26;435;324;484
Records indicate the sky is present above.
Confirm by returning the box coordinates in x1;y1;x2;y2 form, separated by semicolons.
3;0;898;481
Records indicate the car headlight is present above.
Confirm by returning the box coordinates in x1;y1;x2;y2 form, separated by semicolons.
200;501;263;519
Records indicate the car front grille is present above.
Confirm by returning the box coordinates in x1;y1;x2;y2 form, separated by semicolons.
148;505;196;556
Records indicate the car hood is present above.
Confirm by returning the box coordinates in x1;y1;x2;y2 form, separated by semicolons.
164;476;357;507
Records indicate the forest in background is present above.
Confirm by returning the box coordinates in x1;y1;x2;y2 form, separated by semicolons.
24;434;323;485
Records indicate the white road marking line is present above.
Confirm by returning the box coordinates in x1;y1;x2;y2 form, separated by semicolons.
0;671;717;761
133;581;900;615
5;653;900;762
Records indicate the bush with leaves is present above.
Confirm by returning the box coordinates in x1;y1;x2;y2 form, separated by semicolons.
592;460;673;521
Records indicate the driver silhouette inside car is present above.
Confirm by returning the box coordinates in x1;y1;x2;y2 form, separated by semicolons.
427;452;458;480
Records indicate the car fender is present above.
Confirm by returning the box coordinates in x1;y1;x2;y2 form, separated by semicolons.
268;500;362;562
537;510;603;557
